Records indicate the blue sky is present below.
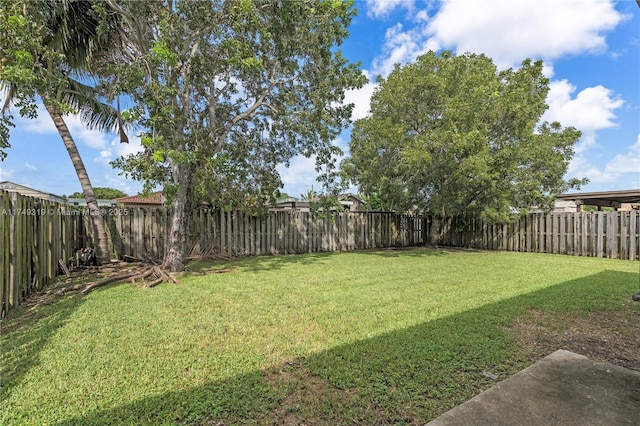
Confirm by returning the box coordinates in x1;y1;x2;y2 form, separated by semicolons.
2;0;639;198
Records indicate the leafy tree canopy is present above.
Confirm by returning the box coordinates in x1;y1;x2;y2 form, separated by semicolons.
104;0;365;270
343;51;587;221
1;0;127;264
0;113;12;161
0;0;123;133
67;187;128;199
109;0;366;206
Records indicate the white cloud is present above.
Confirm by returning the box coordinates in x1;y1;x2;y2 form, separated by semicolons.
541;63;555;78
605;134;640;174
573;134;599;155
99;172;143;196
541;79;624;155
18;103;113;150
95;150;113;165
344;70;377;121
20;106;57;134
370;0;625;77
277;155;318;197
112;133;144;158
366;0;414;19
0;166;14;181
542;80;624;132
94;134;144;165
24;162;37;171
426;0;625;70
66;116;111;150
372;23;440;77
276;138;348;197
567;135;640;188
567;156;617;184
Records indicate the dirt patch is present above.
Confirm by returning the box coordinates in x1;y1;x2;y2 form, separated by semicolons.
265;362;344;425
257;361;387;426
505;303;640;372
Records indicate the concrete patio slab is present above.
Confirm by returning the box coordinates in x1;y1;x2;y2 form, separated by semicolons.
426;349;640;426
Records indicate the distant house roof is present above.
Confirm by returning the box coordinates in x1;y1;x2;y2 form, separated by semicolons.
553;200;578;213
271;197;311;211
0;181;67;204
556;189;640;210
116;191;164;206
338;193;366;204
271;194;368;212
67;197;117;207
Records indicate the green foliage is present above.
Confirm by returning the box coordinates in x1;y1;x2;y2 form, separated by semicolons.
0;0;123;134
300;186;317;201
109;0;366;211
357;192;384;211
344;51;587;220
581;205;615;212
0;112;13;160
1;251;637;424
67;187;128;199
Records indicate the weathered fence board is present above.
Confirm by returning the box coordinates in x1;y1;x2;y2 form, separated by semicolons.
93;208;639;263
2;186;638;317
0;190;84;315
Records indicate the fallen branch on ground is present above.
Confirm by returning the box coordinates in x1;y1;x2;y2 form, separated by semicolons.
81;271;141;294
47;262;182;296
188;267;236;276
26;258;237;311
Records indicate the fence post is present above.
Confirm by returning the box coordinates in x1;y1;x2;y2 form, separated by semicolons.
629;210;637;260
619;211;628;260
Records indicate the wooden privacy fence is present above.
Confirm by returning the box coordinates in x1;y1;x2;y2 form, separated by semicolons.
94;209;426;260
92;208;639;261
2;193;639;316
436;211;639;260
1;190;87;315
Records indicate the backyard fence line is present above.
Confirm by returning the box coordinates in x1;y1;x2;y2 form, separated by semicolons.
438;211;639;260
0;190;86;315
95;209;427;260
93;208;639;262
2;188;639;316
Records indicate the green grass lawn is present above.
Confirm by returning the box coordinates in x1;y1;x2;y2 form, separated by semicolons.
1;249;638;425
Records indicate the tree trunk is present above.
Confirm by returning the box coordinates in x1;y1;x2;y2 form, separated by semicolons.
429;215;441;248
162;161;194;272
429;208;446;248
45;103;111;264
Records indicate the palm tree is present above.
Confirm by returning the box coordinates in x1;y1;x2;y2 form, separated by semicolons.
300;186;317;201
1;0;125;264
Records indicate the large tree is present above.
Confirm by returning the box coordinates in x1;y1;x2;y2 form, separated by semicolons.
108;0;365;271
0;0;125;263
343;51;586;221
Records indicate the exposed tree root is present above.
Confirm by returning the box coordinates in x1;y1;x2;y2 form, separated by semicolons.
122;254;161;265
21;258;232;314
81;271;141;294
189;268;235;275
43;261;182;298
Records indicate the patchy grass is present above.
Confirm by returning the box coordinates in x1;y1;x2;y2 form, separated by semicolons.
1;249;638;425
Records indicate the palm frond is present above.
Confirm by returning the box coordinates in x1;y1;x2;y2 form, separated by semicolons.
3;1;129;140
0;82;19;114
63;78;129;140
45;0;107;70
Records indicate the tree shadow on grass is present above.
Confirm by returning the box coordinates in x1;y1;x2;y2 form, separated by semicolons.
46;271;637;425
0;293;85;399
41;270;639;426
184;251;336;275
356;246;453;259
184;247;449;275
